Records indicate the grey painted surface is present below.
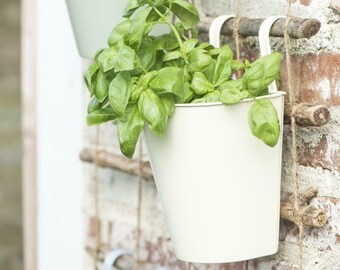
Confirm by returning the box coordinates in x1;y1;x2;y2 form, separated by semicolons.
0;0;23;269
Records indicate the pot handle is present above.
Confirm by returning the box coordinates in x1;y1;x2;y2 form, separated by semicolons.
209;15;235;48
103;249;133;270
258;16;286;93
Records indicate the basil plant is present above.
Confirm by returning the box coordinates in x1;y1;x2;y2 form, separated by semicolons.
85;0;282;158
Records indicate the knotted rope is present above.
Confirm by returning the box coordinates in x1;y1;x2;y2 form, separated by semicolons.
93;126;102;270
234;0;242;63
135;141;144;270
284;1;305;269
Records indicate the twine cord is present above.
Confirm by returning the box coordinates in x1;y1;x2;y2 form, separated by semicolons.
284;1;304;269
93;126;102;270
234;0;242;63
135;141;144;270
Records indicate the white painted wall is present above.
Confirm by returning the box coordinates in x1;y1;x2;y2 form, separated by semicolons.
36;0;83;269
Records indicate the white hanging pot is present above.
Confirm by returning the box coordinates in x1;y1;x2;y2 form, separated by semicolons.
66;0;170;58
65;0;128;58
143;16;286;263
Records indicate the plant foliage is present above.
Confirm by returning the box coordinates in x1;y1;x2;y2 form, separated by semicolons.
85;0;282;158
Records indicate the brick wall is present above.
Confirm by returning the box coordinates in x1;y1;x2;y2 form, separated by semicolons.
82;0;340;269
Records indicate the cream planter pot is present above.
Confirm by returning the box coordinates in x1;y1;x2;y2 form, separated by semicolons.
66;0;128;58
143;92;285;263
66;0;170;58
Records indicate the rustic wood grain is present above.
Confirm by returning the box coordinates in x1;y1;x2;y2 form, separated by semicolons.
281;187;328;227
284;103;331;126
198;16;321;39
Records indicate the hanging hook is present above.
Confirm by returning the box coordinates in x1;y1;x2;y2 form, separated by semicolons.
209;15;235;48
103;249;133;270
258;16;286;93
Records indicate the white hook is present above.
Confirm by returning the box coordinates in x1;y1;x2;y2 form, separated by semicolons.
258;16;286;93
209;15;235;48
103;249;133;270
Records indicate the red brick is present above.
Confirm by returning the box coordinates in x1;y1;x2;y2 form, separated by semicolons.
298;134;340;171
300;0;312;6
299;54;340;105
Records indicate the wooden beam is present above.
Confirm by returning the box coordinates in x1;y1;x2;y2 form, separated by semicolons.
198;16;321;39
80;149;154;181
21;0;38;269
284;104;331;126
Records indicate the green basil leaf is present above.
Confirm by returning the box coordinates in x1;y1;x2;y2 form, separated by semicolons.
130;85;144;103
171;0;200;29
191;97;207;104
123;0;143;18
213;45;233;86
163;50;181;61
205;91;221;102
94;72;109;102
219;79;243;91
94;49;105;61
203;59;216;82
175;82;194;103
149;67;184;96
191;72;214;95
109;71;132;118
163;58;186;68
191;28;198;38
137;39;157;71
84;62;99;95
220;88;249;105
152;34;179;51
242;61;266;96
161;93;176;116
146;6;166;23
188;48;212;73
108;20;131;46
87;106;116;126
248;98;280;147
182;39;198;54
259;52;282;85
231;60;244;71
208;48;221;56
183;66;191;81
97;47;118;73
87;97;108;114
175;22;185;37
243;52;282;96
117;105;144;158
138;89;168;136
139;71;158;88
129;7;153;49
113;45;136;72
197;42;214;50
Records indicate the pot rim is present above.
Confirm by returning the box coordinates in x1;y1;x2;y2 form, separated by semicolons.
175;91;286;108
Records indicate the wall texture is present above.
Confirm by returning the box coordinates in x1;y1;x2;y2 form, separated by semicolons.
82;0;340;269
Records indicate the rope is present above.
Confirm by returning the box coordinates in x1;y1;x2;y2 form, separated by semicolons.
283;1;304;269
135;141;144;270
233;0;242;63
93;126;102;270
233;3;250;268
